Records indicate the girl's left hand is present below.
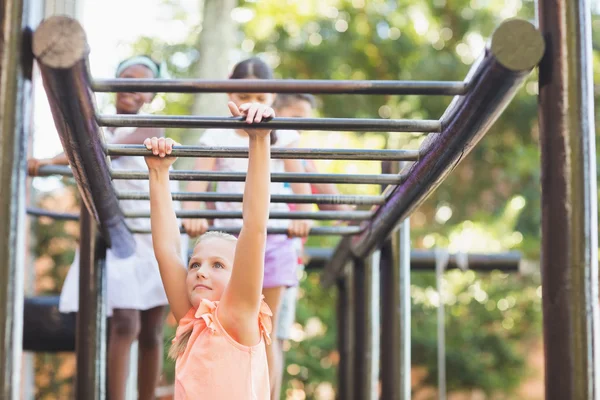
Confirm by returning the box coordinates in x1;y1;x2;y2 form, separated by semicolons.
228;101;274;138
287;219;313;238
144;137;179;170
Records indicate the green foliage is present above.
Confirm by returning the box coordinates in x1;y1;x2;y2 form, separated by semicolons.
411;270;542;395
31;183;80;397
282;271;338;398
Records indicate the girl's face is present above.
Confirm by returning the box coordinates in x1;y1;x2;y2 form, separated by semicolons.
186;237;236;308
115;64;155;114
228;77;275;108
228;92;275;108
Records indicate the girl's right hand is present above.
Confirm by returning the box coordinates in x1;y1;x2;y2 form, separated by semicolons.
27;158;52;177
144;137;178;170
182;218;209;238
287;219;312;238
228;101;274;138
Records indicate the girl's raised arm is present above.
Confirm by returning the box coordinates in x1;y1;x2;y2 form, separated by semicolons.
220;102;272;326
145;138;192;321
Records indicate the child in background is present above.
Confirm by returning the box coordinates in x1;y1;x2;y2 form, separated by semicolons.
143;100;274;399
273;93;355;397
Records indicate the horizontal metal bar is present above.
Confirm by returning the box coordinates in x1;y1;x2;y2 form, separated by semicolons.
92;79;468;96
141;226;360;236
117;191;386;205
305;248;521;272
324;19;544;285
112;170;405;185
97;114;441;133
124;210;372;221
106;144;420;161
26;208;360;235
33;165;404;185
30;165;74;177
27;207;79;221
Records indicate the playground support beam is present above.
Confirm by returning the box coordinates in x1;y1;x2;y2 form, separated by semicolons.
0;0;27;398
336;265;355;400
353;252;380;400
75;208;107;400
31;15;135;258
380;221;411;400
538;0;600;398
323;18;545;286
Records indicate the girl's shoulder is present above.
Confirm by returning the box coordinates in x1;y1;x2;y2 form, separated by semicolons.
176;298;273;347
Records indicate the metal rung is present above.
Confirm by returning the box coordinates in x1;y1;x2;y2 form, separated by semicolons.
92;79;468;96
111;170;405;185
33;165;404;185
26;208;361;235
97;114;441;133
34;165;73;177
106;144;420;161
27;207;79;221
117;191;386;205
124;210;372;221
147;226;362;236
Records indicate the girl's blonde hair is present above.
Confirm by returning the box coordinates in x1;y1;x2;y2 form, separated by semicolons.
192;230;237;248
168;231;238;359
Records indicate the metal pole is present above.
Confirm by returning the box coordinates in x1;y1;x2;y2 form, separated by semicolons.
380;220;411;400
324;19;545;284
97;114;441;133
336;265;355;400
123;209;373;221
117;191;386;206
538;0;599;398
353;252;380;400
92;78;468;95
76;206;107;400
25;209;364;236
106;144;420;162
0;0;27;397
35;164;406;185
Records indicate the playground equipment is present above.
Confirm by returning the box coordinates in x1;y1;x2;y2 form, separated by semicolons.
0;1;597;399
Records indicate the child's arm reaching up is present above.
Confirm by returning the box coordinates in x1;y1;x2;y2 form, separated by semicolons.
219;101;273;343
144;138;192;321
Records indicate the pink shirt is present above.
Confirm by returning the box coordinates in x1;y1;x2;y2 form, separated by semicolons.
173;298;273;400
